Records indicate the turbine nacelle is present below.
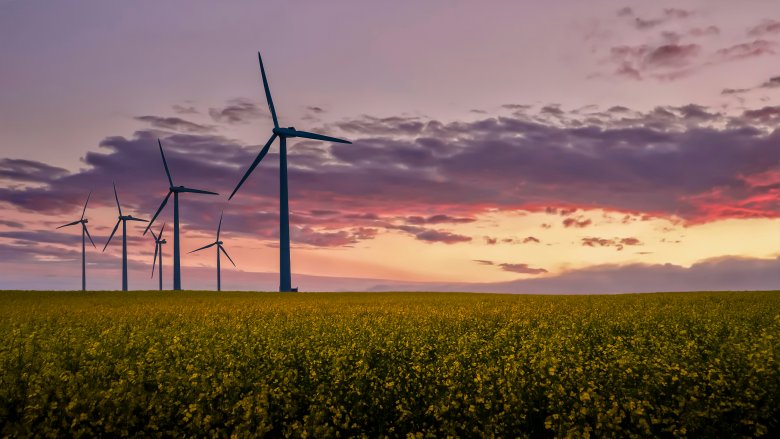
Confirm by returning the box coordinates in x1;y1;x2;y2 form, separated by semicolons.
273;127;297;137
119;215;147;222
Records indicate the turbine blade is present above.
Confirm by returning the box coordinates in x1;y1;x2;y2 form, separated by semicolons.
144;191;171;235
220;245;237;267
103;220;121;251
151;244;158;278
258;52;279;128
129;217;149;222
158;139;174;186
160;222;166;239
229;133;277;200
57;220;81;229
217;211;223;241
83;224;96;248
113;182;123;216
150;228;159;241
189;242;216;253
178;187;218;195
81;190;92;220
289;129;351;144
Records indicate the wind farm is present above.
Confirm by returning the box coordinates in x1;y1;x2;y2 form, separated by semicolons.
4;1;780;434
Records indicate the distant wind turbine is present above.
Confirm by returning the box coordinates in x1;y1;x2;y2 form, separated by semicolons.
145;140;218;291
189;212;236;291
103;182;148;291
149;223;167;291
57;191;96;291
229;52;351;292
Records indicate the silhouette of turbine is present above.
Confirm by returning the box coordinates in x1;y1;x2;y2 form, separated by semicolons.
57;191;96;290
229;52;351;292
189;212;236;291
149;223;167;291
145;139;218;291
103;183;148;291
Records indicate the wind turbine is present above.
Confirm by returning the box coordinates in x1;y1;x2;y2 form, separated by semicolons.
57;191;96;290
189;212;236;291
149;223;166;291
103;182;148;291
145;139;219;291
229;52;351;292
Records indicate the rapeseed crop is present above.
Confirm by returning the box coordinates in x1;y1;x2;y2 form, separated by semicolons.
0;291;777;437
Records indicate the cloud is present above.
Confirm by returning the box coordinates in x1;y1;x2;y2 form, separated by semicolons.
134;115;215;133
582;236;643;251
404;214;476;225
172;104;199;115
498;263;548;274
619;7;694;30
522;236;540;244
563;218;592;228
472;259;547;275
414;229;472;244
3;102;780;241
208;98;265;124
714;40;776;62
0;159;69;184
721;75;780;96
748;20;780;37
370;256;780;294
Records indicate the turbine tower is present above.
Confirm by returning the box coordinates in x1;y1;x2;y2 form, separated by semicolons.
149;223;167;291
229;52;351;292
145;140;218;291
103;183;148;291
189;212;236;291
57;191;96;290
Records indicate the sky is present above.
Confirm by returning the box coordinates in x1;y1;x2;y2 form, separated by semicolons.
1;0;780;292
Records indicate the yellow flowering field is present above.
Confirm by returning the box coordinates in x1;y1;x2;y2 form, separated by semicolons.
0;291;777;437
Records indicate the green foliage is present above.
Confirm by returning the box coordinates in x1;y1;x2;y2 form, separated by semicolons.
0;291;778;437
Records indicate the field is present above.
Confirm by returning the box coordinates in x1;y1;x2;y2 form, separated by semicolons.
0;291;778;437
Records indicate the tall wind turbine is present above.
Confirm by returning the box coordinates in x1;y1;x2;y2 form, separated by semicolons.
149;223;166;291
189;212;236;291
145;139;218;291
229;52;351;292
57;191;96;290
103;182;148;291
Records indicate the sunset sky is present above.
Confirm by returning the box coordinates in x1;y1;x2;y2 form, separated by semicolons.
2;0;780;292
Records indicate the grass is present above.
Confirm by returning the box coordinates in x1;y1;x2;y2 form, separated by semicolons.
0;290;778;437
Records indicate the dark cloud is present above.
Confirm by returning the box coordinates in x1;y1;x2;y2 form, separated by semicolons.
563;218;592;228
522;236;540;244
721;75;780;96
414;229;471;244
499;263;548;275
135;115;215;133
582;236;643;251
0;220;23;228
484;236;498;245
404;214;476;225
0;159;69;184
715;40;776;62
3;102;780;245
208;98;265;124
336;115;426;136
621;8;694;30
172;104;199;115
748;20;780;37
370;256;780;294
472;259;547;275
307;106;325;114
